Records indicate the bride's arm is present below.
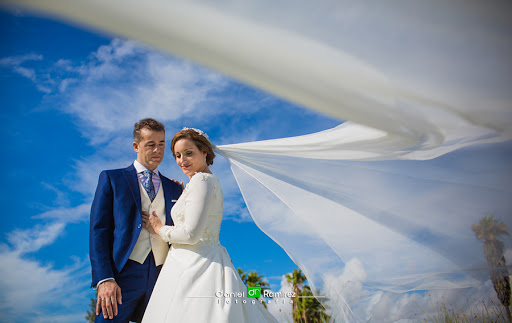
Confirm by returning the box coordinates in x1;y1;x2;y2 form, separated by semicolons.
149;175;215;244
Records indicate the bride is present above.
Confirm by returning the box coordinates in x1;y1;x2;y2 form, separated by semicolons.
141;128;278;323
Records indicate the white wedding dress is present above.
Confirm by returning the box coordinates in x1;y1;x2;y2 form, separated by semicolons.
142;172;278;323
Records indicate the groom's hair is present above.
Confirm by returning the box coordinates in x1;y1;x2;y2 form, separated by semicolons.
133;118;166;142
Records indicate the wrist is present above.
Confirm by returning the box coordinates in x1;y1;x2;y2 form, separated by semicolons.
96;278;115;290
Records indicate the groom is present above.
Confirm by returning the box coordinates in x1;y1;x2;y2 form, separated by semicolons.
90;118;183;322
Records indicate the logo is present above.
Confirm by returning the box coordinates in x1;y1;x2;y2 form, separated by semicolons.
247;285;261;298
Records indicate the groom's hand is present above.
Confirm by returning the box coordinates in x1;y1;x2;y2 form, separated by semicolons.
171;178;184;191
148;211;164;232
143;211;164;233
96;280;122;319
142;211;157;234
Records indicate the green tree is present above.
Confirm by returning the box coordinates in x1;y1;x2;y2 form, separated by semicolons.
286;268;306;320
472;216;511;322
295;286;330;323
286;268;330;323
86;291;97;323
238;268;270;308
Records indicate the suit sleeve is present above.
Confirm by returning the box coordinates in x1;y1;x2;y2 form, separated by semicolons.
89;170;115;288
158;175;214;244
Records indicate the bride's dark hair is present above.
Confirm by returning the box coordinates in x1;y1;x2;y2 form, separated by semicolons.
171;129;215;165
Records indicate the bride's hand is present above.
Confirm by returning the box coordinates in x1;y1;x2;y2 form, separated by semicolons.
143;211;164;233
142;211;156;234
142;211;161;234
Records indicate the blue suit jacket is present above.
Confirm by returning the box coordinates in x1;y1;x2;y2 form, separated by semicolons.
89;164;183;288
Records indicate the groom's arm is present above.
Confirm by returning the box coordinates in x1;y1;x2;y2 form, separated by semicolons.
90;171;123;319
90;170;115;287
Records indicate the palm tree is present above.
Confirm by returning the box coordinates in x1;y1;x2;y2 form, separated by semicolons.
286;268;307;320
472;216;511;322
286;269;330;322
295;285;330;323
238;268;270;308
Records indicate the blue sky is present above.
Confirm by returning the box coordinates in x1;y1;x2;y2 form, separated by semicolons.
0;9;341;322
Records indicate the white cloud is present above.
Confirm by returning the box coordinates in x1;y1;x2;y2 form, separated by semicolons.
325;258;366;301
288;255;510;322
6;202;91;255
363;279;507;322
0;53;43;84
0;242;91;322
0;53;60;93
39;183;71;207
50;38;232;143
317;259;511;322
266;275;293;323
223;194;252;222
0;192;93;321
33;203;91;223
321;258;368;322
211;158;253;222
0;53;43;68
4;37;282;149
7;222;66;254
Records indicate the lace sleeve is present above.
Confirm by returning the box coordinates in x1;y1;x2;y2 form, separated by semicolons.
158;173;214;244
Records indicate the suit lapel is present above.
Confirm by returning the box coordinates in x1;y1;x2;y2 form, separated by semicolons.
160;175;175;226
124;164;142;213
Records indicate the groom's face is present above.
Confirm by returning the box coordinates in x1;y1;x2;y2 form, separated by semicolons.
133;128;166;171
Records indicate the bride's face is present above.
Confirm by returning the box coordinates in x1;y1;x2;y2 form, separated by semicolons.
174;138;208;179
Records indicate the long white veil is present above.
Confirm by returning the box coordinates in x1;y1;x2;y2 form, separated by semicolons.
4;0;511;321
215;123;512;320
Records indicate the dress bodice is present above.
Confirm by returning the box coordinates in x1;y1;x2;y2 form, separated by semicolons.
159;172;223;246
